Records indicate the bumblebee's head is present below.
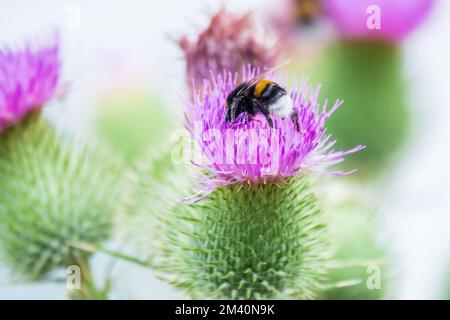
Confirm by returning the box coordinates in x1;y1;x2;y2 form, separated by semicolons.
225;82;248;109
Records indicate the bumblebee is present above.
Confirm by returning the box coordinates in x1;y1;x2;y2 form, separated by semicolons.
225;72;300;131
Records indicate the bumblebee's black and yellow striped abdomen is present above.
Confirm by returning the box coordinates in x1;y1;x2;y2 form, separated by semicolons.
254;80;287;106
254;80;274;97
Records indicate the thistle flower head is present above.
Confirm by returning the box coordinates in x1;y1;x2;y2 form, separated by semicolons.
0;36;122;280
178;9;280;84
0;37;60;132
183;66;364;201
324;0;434;41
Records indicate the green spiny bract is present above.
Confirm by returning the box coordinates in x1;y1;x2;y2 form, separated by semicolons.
157;176;329;299
0;113;123;279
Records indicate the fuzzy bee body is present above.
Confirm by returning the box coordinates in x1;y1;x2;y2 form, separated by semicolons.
225;78;300;131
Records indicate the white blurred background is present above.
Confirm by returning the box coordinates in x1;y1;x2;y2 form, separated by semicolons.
0;0;449;299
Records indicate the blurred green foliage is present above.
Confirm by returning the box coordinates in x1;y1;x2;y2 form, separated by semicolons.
444;267;450;300
322;199;388;299
315;41;410;179
96;89;173;163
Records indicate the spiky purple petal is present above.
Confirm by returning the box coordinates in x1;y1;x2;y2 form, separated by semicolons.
0;37;60;132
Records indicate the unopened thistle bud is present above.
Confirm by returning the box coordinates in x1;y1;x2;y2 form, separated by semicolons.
178;9;281;85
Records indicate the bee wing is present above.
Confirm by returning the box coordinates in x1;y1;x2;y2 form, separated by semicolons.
235;60;291;96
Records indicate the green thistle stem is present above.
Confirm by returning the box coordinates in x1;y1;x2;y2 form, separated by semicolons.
70;241;155;270
67;256;111;300
159;176;329;299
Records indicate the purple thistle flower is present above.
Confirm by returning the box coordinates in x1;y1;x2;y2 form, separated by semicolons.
324;0;435;41
0;37;60;132
178;9;280;85
183;66;364;201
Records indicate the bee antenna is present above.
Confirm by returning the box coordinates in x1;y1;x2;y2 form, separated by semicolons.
263;59;291;74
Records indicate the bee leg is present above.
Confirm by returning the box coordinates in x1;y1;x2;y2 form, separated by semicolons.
226;103;238;123
261;112;273;128
225;107;232;122
291;110;301;132
231;104;238;122
253;99;273;128
265;114;274;128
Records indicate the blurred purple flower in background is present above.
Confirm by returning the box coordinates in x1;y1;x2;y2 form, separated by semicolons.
0;38;60;132
178;9;280;85
183;66;364;201
323;0;435;41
